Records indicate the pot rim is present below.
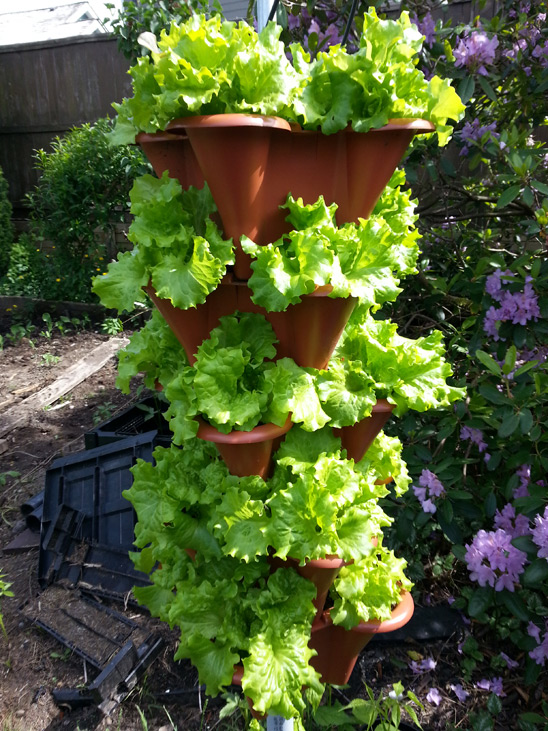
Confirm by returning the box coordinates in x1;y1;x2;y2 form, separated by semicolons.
135;130;188;143
167;113;293;132
318;590;414;635
196;413;293;444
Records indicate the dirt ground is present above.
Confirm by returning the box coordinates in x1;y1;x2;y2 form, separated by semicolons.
0;328;545;731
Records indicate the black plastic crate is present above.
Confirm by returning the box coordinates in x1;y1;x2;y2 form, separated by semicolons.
84;396;171;450
39;432;157;590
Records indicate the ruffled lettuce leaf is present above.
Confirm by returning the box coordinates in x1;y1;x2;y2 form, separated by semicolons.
242;190;420;312
324;310;465;422
116;309;186;393
330;544;413;629
292;8;464;142
92;174;233;312
356;431;411;497
112;15;303;140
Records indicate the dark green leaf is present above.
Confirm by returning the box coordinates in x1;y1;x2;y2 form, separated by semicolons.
498;413;520;438
478;384;510;405
487;693;502;715
532;180;548;195
519;409;534;435
511;535;538;556
438;514;463;544
496;185;521;210
499;590;530;622
478;76;497;102
468;587;493;618
522;559;548;587
484;492;497;518
458;76;475;103
476;350;502;375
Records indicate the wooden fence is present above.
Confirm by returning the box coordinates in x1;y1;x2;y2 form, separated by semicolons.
0;35;131;216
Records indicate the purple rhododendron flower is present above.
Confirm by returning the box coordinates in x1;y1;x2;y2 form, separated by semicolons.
485;269;513;301
500;652;519;669
413;469;446;514
465;528;527;591
483;270;540;340
494;504;530;538
410;657;437;674
426;687;442;706
477;677;506;696
460;118;499;156
454;30;499;75
460;426;489;454
413;12;436;46
450;683;469;702
531;506;548;559
514;464;531;498
527;621;542;643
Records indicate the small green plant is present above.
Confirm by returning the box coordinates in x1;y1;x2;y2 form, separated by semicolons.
92;402;117;426
101;316;123;335
40;312;54;338
0;571;14;639
0;165;14;279
0;471;19;487
311;683;423;731
40;352;60;367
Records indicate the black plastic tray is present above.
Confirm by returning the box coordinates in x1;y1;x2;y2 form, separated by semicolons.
84;396;171;450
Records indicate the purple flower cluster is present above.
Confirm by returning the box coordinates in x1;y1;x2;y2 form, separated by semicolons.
477;677;506;697
483;270;540;340
494;503;530;538
528;621;548;666
514;464;531;498
454;30;499;75
412;12;436;47
531;505;548;559
413;469;445;514
459;118;499;156
460;426;490;462
464;528;527;591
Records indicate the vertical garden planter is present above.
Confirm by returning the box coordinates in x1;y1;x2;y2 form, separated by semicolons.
309;591;415;685
97;11;466;723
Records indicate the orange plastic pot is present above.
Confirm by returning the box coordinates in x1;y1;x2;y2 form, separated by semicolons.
268;554;347;620
167;114;292;279
196;415;293;479
144;277;355;370
309;591;414;685
335;399;395;462
266;119;435;240
135;130;205;190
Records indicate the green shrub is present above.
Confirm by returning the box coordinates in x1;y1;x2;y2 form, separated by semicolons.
5;117;149;302
0;165;14;278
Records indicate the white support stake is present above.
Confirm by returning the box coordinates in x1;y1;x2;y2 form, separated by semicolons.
266;716;294;731
256;0;275;31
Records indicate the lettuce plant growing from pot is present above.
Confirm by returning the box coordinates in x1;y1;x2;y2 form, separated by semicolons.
123;429;413;719
90;7;469;726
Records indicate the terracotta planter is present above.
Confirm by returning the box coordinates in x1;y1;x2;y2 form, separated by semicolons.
136;130;205;190
309;591;414;685
145;277;355;370
167;114;292;279
266;119;435;240
268;554;347;619
196;415;293;479
335;399;395;462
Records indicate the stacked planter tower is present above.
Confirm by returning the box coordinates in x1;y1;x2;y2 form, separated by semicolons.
94;11;465;728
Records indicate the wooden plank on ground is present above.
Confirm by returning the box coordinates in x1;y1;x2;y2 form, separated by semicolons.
0;337;129;438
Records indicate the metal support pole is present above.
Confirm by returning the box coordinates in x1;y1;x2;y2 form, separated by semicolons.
256;0;275;31
266;715;294;731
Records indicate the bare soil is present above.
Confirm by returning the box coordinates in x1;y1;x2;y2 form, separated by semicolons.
0;330;545;730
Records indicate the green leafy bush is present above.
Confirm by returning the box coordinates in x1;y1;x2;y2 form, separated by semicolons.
0;165;14;278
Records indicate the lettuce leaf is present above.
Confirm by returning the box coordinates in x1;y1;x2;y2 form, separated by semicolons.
116;309;187;393
242;188;420;313
92;174;233;312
